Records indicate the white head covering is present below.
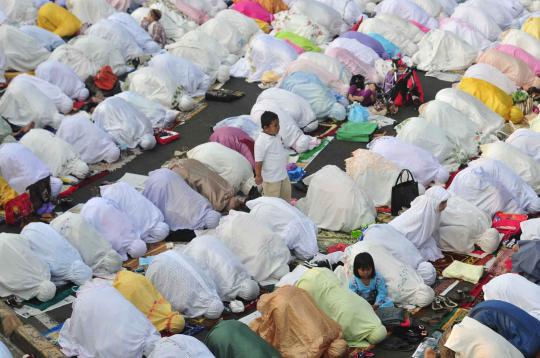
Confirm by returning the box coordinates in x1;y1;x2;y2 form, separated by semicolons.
93;97;156;150
100;182;169;243
81;197;147;261
506;128;540;164
368;136;449;186
295;165;376;232
246;197;319;261
56;112;120;165
35;60;89;101
146;250;224;319
0;25;48;73
0;233;56;302
142;168;221;231
182;235;260;301
21;222;92;286
214;210;291;283
436;195;494;254
9;74;73;114
115;91;178;129
148;335;215;358
68;0;116;24
344;241;435;307
186;142;255;195
85;19;145;60
59;282;160;358
363;224;436;285
19;25;65;52
390;186;450;262
483;273;540;321
20;128;90;179
107;12;161;55
50;212;123;276
0;73;65;129
0;341;12;358
0;143;51;194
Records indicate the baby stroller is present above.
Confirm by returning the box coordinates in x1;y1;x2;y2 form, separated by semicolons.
382;59;424;109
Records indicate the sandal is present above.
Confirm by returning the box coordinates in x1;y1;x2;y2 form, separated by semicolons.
432;296;444;311
440;296;458;309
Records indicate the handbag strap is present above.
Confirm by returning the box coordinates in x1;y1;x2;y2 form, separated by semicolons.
394;169;415;186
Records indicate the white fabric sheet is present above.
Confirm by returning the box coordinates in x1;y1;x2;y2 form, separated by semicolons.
448;158;540;216
435;88;504;138
187;142;255;195
390;186;449;262
438;17;491;51
376;0;438;29
0;25;48;72
81;197;147;261
93;97;156;150
296;165;376;232
108;12;161;55
86;20;145;59
412;29;477;72
182;235;260;301
68;0;116;24
0;143;51;194
0;0;36;24
368;136;449;186
100;182;169;244
148;335;215;358
328;37;380;66
50;212;123;276
375;13;424;43
21;222;92;286
48;44;100;81
59;282;160;358
450;3;501;41
69;35;128;76
343;241;435;307
291;0;347;35
363;224;436;285
246;197;319;260
36;60;89;101
115;91;178;129
358;18;418;57
244;34;298;83
0;233;56;302
480;141;540;193
146;250;224;319
142;168;221;231
20;128;89;179
19;25;64;51
214;210;291;282
506;128;540;164
56;112;120;164
419;100;479;160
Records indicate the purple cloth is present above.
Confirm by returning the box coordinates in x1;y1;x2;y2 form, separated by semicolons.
209;127;256;170
341;31;389;60
348;85;375;106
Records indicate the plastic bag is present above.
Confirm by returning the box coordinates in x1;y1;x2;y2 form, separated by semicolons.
347;103;369;123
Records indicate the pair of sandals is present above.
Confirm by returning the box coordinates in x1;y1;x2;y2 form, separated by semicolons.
431;295;458;311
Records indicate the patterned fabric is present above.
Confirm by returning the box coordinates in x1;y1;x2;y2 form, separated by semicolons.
349;272;394;307
142;19;167;48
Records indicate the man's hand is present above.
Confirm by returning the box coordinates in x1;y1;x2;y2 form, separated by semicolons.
255;175;263;186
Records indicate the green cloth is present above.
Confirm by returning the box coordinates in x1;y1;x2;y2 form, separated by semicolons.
275;31;321;52
25;285;77;311
205;320;282;358
296;268;386;348
336;121;378;142
512;90;529;104
297;137;332;163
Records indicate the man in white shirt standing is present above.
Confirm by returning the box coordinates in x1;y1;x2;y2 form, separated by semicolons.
254;111;291;202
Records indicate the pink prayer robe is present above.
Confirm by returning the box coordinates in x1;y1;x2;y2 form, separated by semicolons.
209;127;256;170
232;0;273;24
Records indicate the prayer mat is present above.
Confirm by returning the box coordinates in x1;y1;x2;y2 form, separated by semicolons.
460;274;493;309
433;278;458;296
58;170;109;198
294;137;334;169
25;285;77;311
123;242;171;271
43;323;64;346
89;147;143;174
375;208;394;223
167;96;208;129
439;308;469;331
487;248;513;277
306;121;340;138
316;229;357;252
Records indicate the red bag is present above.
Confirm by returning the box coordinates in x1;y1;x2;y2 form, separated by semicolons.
94;66;117;91
4;193;32;225
327;243;349;253
491;212;528;239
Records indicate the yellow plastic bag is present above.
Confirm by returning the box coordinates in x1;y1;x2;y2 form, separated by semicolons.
113;271;185;333
458;77;522;122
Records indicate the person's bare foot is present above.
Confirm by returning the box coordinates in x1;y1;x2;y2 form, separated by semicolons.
425;347;437;358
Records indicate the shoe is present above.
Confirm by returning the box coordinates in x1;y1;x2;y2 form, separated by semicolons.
431;297;444;311
440;296;458;309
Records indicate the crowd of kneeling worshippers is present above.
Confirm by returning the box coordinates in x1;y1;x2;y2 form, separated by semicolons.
2;0;540;356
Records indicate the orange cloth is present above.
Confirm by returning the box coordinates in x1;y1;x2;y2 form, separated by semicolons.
37;3;82;38
113;271;185;333
250;286;348;358
234;0;288;13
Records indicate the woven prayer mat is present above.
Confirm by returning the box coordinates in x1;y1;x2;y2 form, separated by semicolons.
89;147;143;174
123;242;171;271
168;97;208;129
439;308;469;331
294;137;334;169
316;229;357;252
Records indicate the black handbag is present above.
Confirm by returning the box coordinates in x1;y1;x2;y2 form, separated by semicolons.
391;169;419;216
